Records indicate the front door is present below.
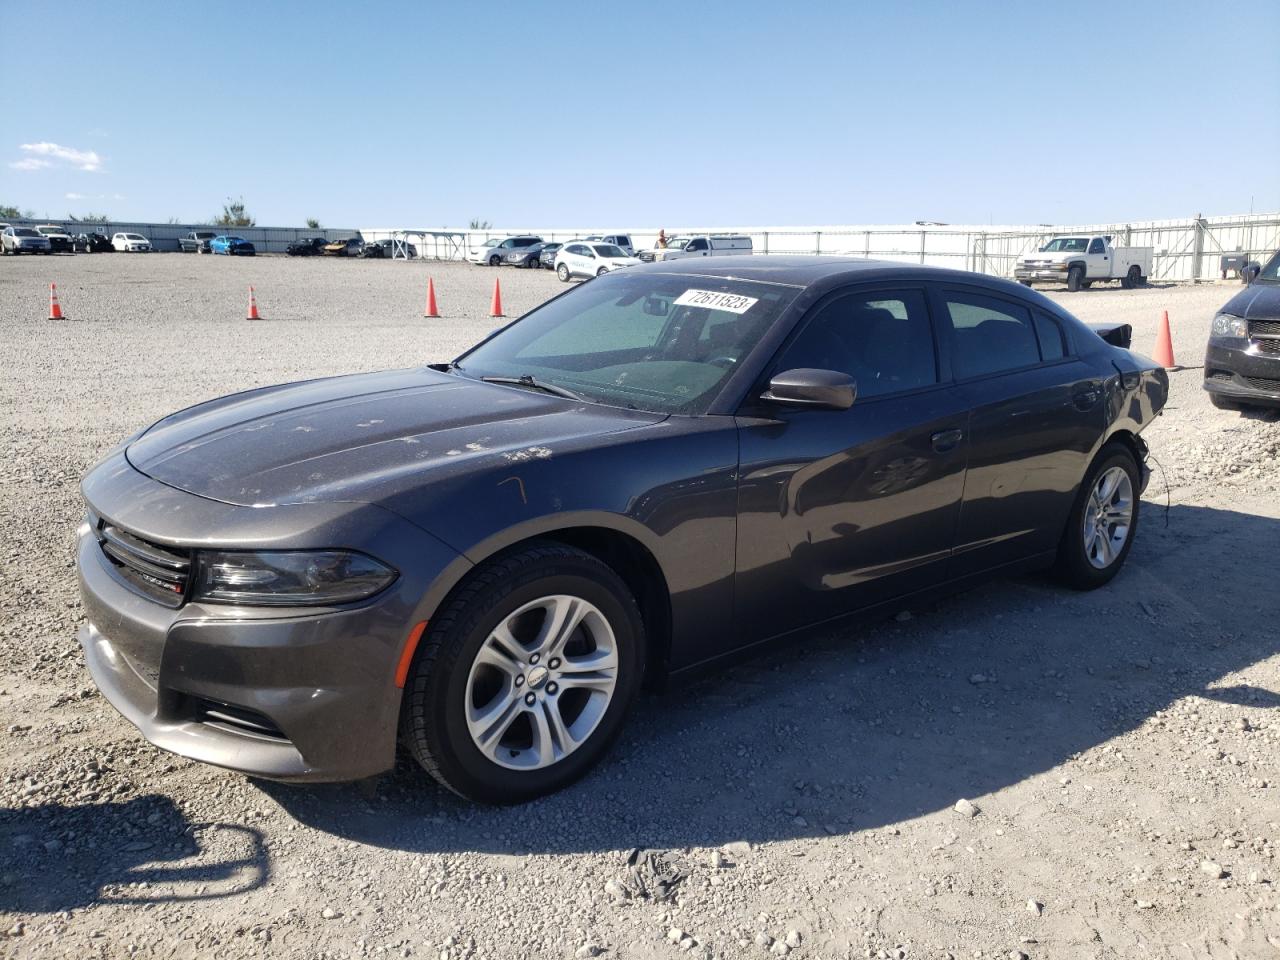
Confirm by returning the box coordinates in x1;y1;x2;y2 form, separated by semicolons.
733;285;969;647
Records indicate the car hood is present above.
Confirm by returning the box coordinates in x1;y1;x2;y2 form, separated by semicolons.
126;367;664;507
1220;281;1280;320
1022;250;1075;263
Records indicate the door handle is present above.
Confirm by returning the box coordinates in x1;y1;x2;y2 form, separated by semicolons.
931;427;964;453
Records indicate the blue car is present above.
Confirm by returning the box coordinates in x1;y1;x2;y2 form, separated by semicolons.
210;235;256;256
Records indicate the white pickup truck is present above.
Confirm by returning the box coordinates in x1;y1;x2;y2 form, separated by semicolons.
1014;235;1153;291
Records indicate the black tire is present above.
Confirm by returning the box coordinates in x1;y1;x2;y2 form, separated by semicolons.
1054;444;1141;590
596;267;608;277
1080;280;1093;289
557;263;570;282
1018;279;1033;287
488;254;501;267
1066;265;1084;292
400;542;646;804
1209;393;1241;410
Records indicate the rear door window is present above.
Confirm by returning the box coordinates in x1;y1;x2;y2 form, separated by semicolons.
941;291;1041;379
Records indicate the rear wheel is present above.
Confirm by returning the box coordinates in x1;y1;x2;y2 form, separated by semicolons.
1067;265;1084;292
1018;279;1033;287
557;263;570;282
400;543;645;804
1054;445;1140;589
1127;265;1143;287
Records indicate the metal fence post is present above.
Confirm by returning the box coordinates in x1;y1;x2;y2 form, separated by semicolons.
814;230;821;255
919;230;926;264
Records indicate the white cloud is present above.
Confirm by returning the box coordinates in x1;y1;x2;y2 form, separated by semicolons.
9;157;50;171
16;142;103;172
65;192;86;200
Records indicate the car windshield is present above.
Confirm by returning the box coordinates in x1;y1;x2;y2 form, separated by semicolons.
665;238;689;250
126;234;145;241
482;239;500;248
592;244;626;258
1256;251;1280;284
454;272;801;415
37;227;62;235
1039;237;1089;253
14;228;39;237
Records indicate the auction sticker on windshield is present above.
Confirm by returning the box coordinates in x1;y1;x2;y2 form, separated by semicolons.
674;289;759;314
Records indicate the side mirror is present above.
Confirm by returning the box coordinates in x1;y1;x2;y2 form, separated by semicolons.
761;368;856;410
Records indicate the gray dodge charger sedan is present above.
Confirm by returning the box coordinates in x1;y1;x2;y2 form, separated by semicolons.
77;257;1168;802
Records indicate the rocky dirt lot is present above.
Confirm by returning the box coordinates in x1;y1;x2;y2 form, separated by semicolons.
0;255;1276;960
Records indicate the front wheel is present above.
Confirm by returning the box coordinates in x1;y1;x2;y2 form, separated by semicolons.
489;255;501;267
596;267;608;277
1054;445;1140;589
557;263;570;282
1066;265;1084;292
400;543;645;804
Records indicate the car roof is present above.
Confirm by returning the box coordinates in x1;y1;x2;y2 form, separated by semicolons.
639;255;1043;294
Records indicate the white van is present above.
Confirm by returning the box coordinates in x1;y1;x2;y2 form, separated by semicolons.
583;234;635;256
638;235;753;263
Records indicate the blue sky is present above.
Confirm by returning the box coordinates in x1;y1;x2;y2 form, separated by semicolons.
2;2;1277;228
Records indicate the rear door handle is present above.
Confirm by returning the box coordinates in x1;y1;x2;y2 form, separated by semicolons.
931;427;964;453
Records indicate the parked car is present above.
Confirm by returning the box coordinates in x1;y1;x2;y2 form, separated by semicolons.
361;238;419;259
468;235;542;266
75;257;1168;803
637;235;753;262
323;237;364;257
1203;248;1280;410
554;241;640;281
538;243;563;270
210;236;256;256
74;231;113;254
583;234;636;256
3;226;52;254
504;241;546;268
179;231;218;254
286;237;328;257
35;224;74;253
112;232;153;253
1015;235;1153;291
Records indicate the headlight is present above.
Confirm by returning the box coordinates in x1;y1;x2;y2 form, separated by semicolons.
192;549;397;606
1210;313;1247;339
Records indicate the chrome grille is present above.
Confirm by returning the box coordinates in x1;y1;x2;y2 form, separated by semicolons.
1257;339;1280;356
95;521;191;607
1248;319;1280;338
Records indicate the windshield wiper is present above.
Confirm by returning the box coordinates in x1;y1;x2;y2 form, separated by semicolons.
480;375;584;402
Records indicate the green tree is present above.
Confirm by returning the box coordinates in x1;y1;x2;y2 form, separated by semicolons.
213;197;255;227
68;212;110;223
1;204;34;219
469;218;492;230
305;217;321;229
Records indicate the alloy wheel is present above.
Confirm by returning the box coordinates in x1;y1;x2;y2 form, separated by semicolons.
1082;466;1133;569
464;595;618;771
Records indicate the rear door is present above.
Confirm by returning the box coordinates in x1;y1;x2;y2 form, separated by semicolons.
733;283;969;648
936;285;1105;570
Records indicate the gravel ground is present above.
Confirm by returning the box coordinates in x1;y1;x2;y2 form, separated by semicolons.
0;255;1276;960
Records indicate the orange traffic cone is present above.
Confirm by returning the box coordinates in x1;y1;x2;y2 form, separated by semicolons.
247;286;261;321
490;278;504;318
48;283;65;320
1153;309;1175;368
424;277;439;318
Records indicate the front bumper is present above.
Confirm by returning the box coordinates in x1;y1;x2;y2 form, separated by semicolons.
1014;265;1070;281
76;454;466;781
1204;341;1280;407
